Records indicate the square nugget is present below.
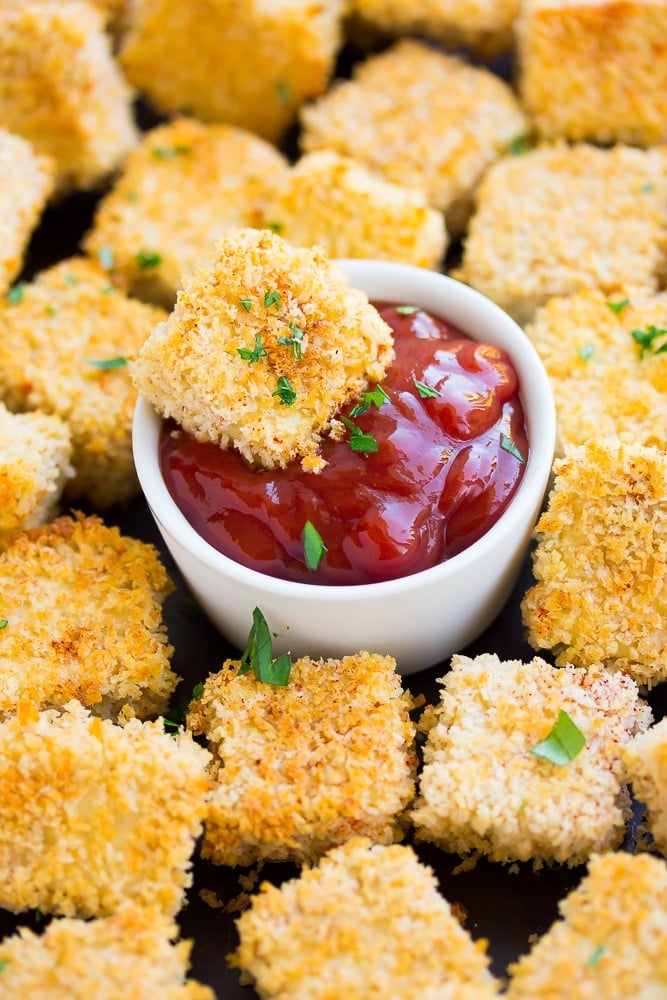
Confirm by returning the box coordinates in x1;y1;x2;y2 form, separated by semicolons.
0;128;54;295
232;837;501;999
517;0;667;145
411;653;652;867
622;718;667;856
455;143;667;325
186;652;417;867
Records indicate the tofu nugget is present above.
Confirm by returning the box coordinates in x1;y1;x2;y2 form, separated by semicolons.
231;837;501;999
522;438;667;686
0;700;211;918
0;128;54;296
621;718;667;856
411;653;651;867
0;513;177;720
186;652;417;867
132;227;395;472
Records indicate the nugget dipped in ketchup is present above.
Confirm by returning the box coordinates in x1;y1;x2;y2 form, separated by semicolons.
132;228;528;586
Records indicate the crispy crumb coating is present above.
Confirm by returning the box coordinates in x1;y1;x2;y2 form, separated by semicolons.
411;653;651;867
187;652;417;867
0;700;211;919
0;513;177;720
262;150;447;269
0;128;54;295
0;902;214;999
0;256;166;508
132;227;395;472
506;851;667;997
299;39;527;234
231;837;500;999
522;438;667;686
0;1;138;193
83;116;289;307
455;143;667;325
524;287;667;454
622;718;667;856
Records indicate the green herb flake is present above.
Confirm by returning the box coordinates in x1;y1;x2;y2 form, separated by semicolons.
151;144;192;159
45;306;56;317
238;297;253;313
0;619;7;629
238;607;292;686
302;520;327;571
84;356;128;370
415;380;441;399
134;249;162;270
7;282;25;304
100;284;116;295
162;680;206;733
530;709;586;765
267;221;285;234
577;343;595;363
342;415;379;454
237;333;268;363
125;190;139;203
509;135;530;155
396;304;421;315
272;375;297;406
640;182;655;193
631;324;667;359
97;246;114;270
606;297;630;314
278;320;304;360
0;960;7;972
586;945;605;967
500;432;527;465
263;289;281;310
349;385;390;417
192;681;204;702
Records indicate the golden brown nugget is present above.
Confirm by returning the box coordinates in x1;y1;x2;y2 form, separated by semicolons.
0;700;211;919
517;0;667;145
0;257;166;508
506;852;667;997
132;227;395;473
0;902;214;999
622;718;667;856
0;1;138;193
0;128;54;295
262;150;447;269
522;438;667;686
455;143;667;325
524;287;667;454
119;0;344;143
411;653;651;867
0;514;177;720
84;116;289;307
299;39;527;234
187;652;417;867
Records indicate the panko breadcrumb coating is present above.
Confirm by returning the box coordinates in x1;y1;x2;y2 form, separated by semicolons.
119;0;344;143
522;438;667;687
0;403;72;537
132;227;395;472
517;0;667;145
0;1;138;193
0;700;211;918
0;128;54;295
231;837;501;999
411;653;651;867
299;39;527;234
506;851;667;997
0;903;214;999
455;143;667;325
186;652;417;867
262;150;447;269
524;287;667;454
0;513;177;720
0;256;166;508
83;117;289;307
621;718;667;856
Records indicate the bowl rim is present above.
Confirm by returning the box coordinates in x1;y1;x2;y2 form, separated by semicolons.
132;260;556;602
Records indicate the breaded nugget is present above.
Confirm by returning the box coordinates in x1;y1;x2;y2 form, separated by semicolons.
0;128;54;295
0;1;138;193
522;438;667;687
0;902;214;999
0;699;211;918
621;718;667;856
0;257;166;508
83;117;289;307
186;652;417;867
119;0;344;144
0;513;177;720
517;0;667;145
524;287;667;454
455;143;667;325
0;403;72;537
262;150;447;269
231;836;501;999
411;653;651;867
506;851;667;997
299;39;527;234
132;227;394;473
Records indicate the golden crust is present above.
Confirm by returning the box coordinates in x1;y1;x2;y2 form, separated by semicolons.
0;513;178;720
411;653;651;867
522;438;667;686
131;227;395;472
0;128;54;295
186;652;417;867
621;718;667;856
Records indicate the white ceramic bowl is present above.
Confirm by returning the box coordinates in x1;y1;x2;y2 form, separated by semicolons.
133;260;556;674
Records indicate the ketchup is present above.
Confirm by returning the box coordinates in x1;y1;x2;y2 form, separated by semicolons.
160;303;528;585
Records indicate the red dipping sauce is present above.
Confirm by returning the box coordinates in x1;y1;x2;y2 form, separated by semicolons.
160;303;528;586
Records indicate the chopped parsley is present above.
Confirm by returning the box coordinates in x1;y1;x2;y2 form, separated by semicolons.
530;709;585;765
577;343;595;362
302;520;327;571
272;375;297;406
278;320;304;360
263;289;281;310
631;324;667;359
500;432;526;464
84;356;128;370
238;297;253;313
586;945;605;967
134;249;162;270
238;607;291;686
267;221;285;234
162;680;205;732
237;334;268;363
342;415;379;454
151;144;191;159
396;304;421;315
7;282;25;304
0;960;7;972
606;297;630;314
414;380;441;399
0;619;7;629
509;134;531;155
101;284;116;295
349;385;389;417
97;246;114;270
